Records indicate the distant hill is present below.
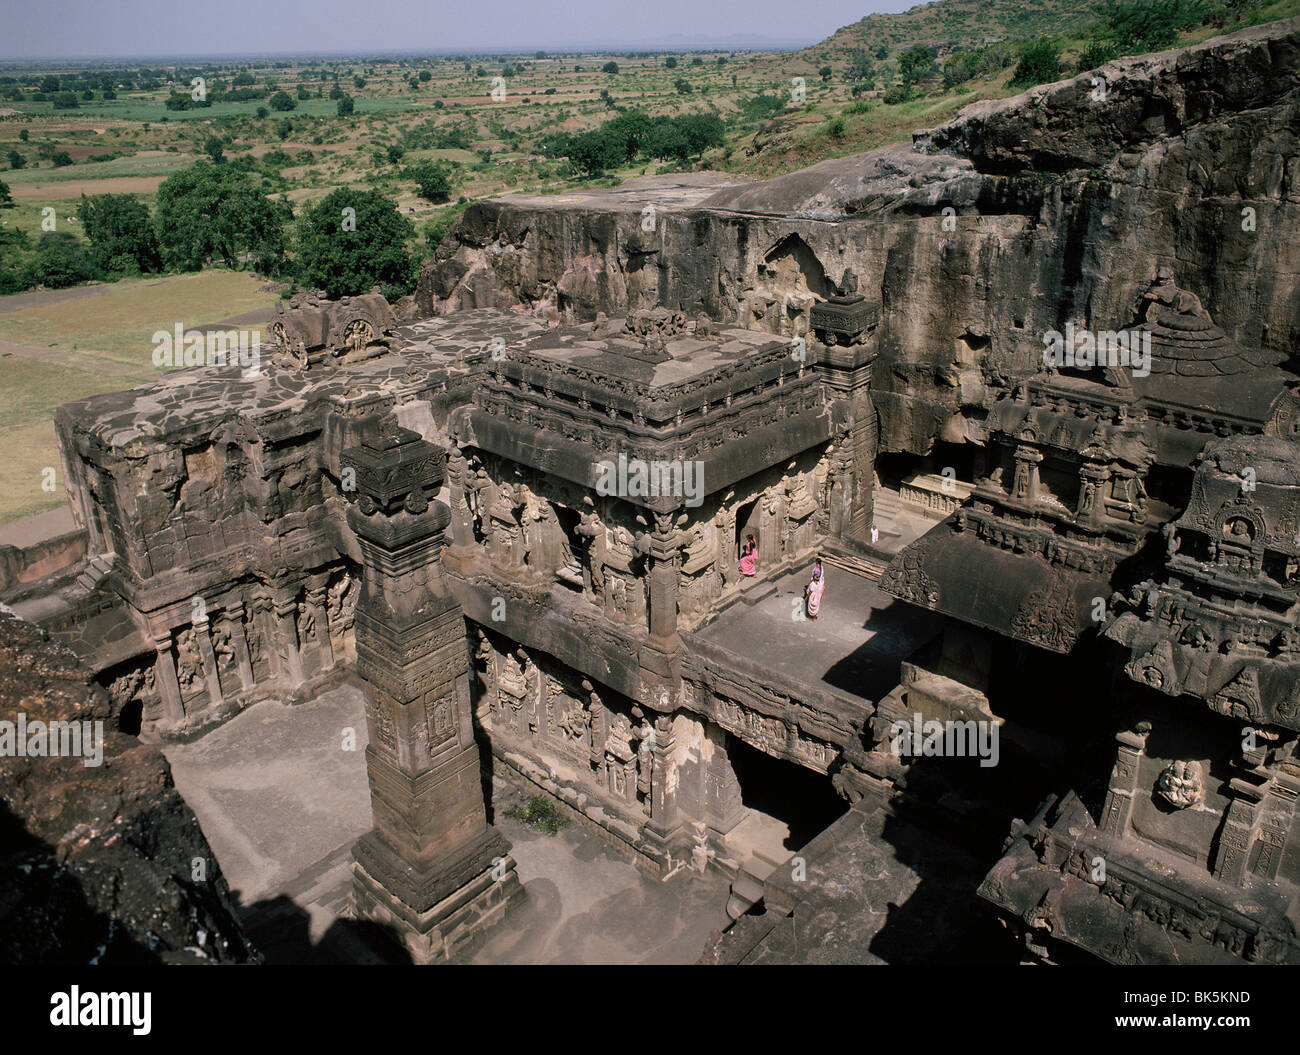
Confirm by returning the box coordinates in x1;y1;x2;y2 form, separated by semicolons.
802;0;1109;60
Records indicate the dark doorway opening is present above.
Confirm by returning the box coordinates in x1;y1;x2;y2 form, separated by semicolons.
118;698;142;736
727;733;846;851
735;498;760;561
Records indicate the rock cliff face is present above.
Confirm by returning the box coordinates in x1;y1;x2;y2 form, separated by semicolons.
420;19;1300;457
0;611;257;964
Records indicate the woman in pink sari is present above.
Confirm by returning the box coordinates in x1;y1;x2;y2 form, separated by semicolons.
739;534;757;577
804;558;825;619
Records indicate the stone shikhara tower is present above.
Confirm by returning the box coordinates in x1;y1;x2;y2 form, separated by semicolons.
341;418;522;962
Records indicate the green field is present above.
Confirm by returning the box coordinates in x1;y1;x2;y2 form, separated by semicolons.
0;270;276;522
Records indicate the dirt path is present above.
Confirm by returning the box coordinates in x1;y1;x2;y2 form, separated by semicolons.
0;279;173;315
0;338;152;377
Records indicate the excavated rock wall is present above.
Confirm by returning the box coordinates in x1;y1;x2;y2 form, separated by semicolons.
0;610;257;964
421;20;1300;457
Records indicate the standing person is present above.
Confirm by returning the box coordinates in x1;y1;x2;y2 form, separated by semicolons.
739;533;758;577
804;557;825;619
870;523;879;546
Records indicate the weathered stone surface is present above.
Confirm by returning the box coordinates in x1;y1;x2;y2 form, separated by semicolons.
17;16;1300;967
0;610;256;964
426;20;1300;460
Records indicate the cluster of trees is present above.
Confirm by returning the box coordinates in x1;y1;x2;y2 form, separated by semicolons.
1004;0;1235;90
1010;38;1063;87
540;110;726;176
940;42;1017;89
0;161;432;299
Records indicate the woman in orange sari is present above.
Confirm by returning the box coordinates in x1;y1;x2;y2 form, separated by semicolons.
804;558;825;619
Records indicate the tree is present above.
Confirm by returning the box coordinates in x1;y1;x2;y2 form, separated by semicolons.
7;149;26;170
819;65;833;83
155;161;289;273
1076;40;1120;71
899;44;938;86
23;231;95;288
601;61;619;74
1101;0;1210;54
18;129;28;141
336;94;354;116
53;91;79;109
675;77;692;94
269;90;296;111
275;118;293;140
418;69;432;82
566;128;625;176
407;162;452;202
51;151;73;167
386;143;405;164
203;135;224;162
664;56;678;68
1011;37;1062;88
0;179;11;207
40;75;60;93
353;75;366;89
81;193;161;275
295;188;415;299
846;50;875;86
676;112;725;156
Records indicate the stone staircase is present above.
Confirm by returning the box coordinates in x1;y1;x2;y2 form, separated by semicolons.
738;572;777;605
871;486;903;530
74;554;115;594
724;811;794;919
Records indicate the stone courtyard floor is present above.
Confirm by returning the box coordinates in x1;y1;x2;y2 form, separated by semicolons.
163;683;732;964
699;565;944;704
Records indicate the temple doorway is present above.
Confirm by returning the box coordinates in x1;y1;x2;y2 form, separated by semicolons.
735;498;760;562
727;734;846;852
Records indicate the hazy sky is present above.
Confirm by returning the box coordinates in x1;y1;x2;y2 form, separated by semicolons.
1;0;915;59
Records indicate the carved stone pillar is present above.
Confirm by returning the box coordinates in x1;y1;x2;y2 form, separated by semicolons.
343;418;522;963
1077;462;1108;527
703;726;746;838
191;616;225;710
1012;446;1043;506
642;715;685;862
1100;725;1148;836
227;613;255;694
443;445;477;571
152;633;185;725
1214;774;1269;886
639;509;684;692
272;594;306;687
249;592;281;680
815;340;877;542
305;584;333;668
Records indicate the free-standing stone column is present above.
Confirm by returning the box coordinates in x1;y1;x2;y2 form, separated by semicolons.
343;418;523;963
815;340;878;542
